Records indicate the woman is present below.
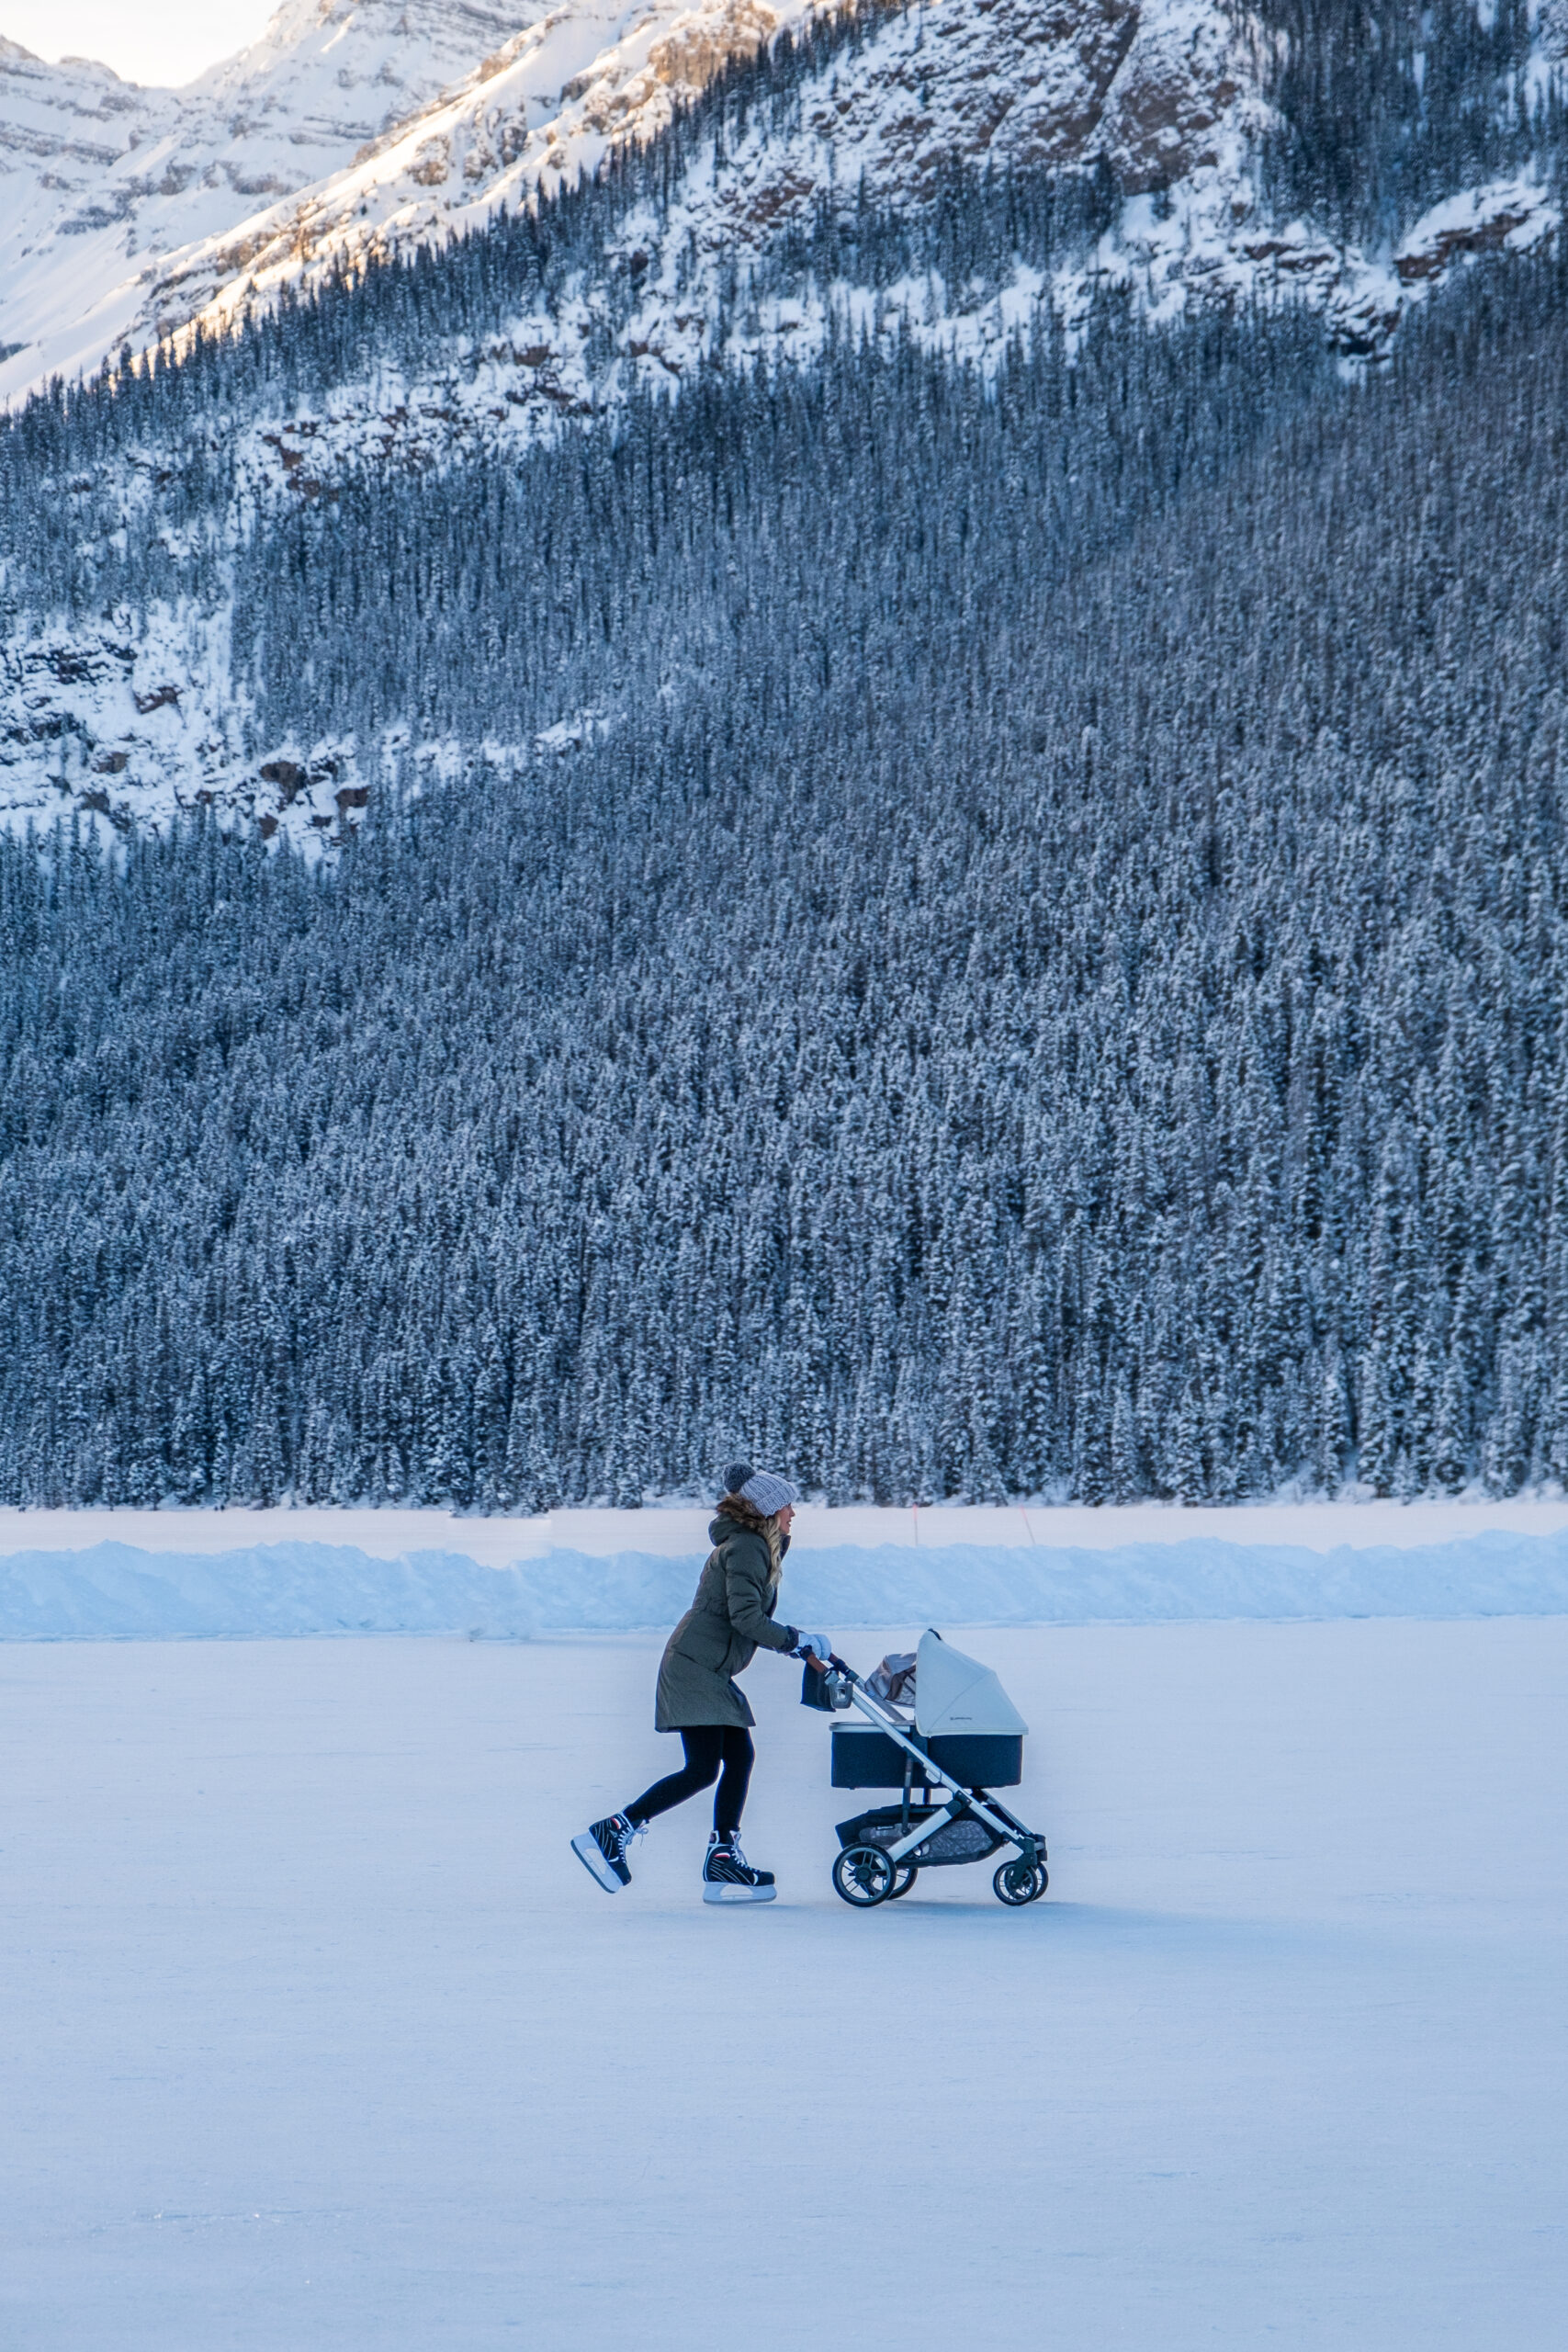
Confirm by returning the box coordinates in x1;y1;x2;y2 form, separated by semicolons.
572;1464;830;1904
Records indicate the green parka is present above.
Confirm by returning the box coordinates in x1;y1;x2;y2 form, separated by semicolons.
653;1509;799;1731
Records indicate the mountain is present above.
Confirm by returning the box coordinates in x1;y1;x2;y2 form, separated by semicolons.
4;0;1568;1510
0;0;863;410
0;1;530;401
125;0;1265;374
6;0;1561;420
3;0;1563;854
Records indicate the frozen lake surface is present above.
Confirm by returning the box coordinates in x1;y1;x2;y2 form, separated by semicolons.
3;1619;1564;2348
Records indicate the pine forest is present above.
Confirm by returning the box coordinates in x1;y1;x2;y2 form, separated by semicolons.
2;0;1567;1509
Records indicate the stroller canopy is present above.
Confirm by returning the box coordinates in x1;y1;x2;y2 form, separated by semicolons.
913;1630;1028;1738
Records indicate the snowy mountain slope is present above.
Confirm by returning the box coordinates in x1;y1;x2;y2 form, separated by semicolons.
1;0;1562;848
156;0;1258;354
0;1;531;402
5;0;1559;417
0;600;531;846
9;0;1266;405
0;0;854;408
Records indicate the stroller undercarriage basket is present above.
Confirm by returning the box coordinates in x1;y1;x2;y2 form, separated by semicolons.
836;1804;1008;1869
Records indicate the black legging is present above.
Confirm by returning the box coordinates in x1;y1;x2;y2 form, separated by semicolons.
626;1727;755;1837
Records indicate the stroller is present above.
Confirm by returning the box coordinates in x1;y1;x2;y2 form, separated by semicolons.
804;1628;1048;1906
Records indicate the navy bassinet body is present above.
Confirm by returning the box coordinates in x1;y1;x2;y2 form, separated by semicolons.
829;1723;1024;1789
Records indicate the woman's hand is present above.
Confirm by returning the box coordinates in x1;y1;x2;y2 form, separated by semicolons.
795;1632;833;1661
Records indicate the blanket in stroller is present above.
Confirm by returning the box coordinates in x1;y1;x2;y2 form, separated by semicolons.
865;1652;918;1704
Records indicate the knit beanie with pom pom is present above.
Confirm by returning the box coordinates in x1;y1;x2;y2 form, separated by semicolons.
721;1462;798;1517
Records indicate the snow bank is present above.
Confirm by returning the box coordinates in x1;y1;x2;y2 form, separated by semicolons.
6;1526;1568;1640
784;1530;1568;1630
0;1541;538;1642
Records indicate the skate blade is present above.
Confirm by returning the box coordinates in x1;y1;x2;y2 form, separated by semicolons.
703;1881;777;1904
571;1833;626;1892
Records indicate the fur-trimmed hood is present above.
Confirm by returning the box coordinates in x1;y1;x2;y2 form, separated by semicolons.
713;1494;773;1541
712;1496;790;1589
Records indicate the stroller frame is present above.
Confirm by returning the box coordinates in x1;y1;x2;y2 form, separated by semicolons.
818;1654;1047;1906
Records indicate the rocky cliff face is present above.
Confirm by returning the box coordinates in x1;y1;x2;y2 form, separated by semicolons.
144;0;1552;486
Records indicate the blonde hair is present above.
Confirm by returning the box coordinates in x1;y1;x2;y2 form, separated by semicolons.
719;1491;784;1591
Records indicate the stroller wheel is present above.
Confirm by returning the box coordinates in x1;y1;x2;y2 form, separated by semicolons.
994;1858;1048;1905
833;1844;897;1907
886;1865;919;1900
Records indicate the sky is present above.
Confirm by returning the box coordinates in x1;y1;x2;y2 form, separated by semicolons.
2;2;276;85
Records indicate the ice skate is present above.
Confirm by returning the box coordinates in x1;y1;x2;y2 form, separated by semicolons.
702;1832;777;1904
572;1813;638;1891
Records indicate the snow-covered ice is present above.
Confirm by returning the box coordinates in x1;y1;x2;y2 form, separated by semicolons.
1;1618;1563;2346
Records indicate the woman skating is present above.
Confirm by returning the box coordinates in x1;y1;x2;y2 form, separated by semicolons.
572;1464;830;1904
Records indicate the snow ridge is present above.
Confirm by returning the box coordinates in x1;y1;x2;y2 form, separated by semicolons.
6;1524;1568;1638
